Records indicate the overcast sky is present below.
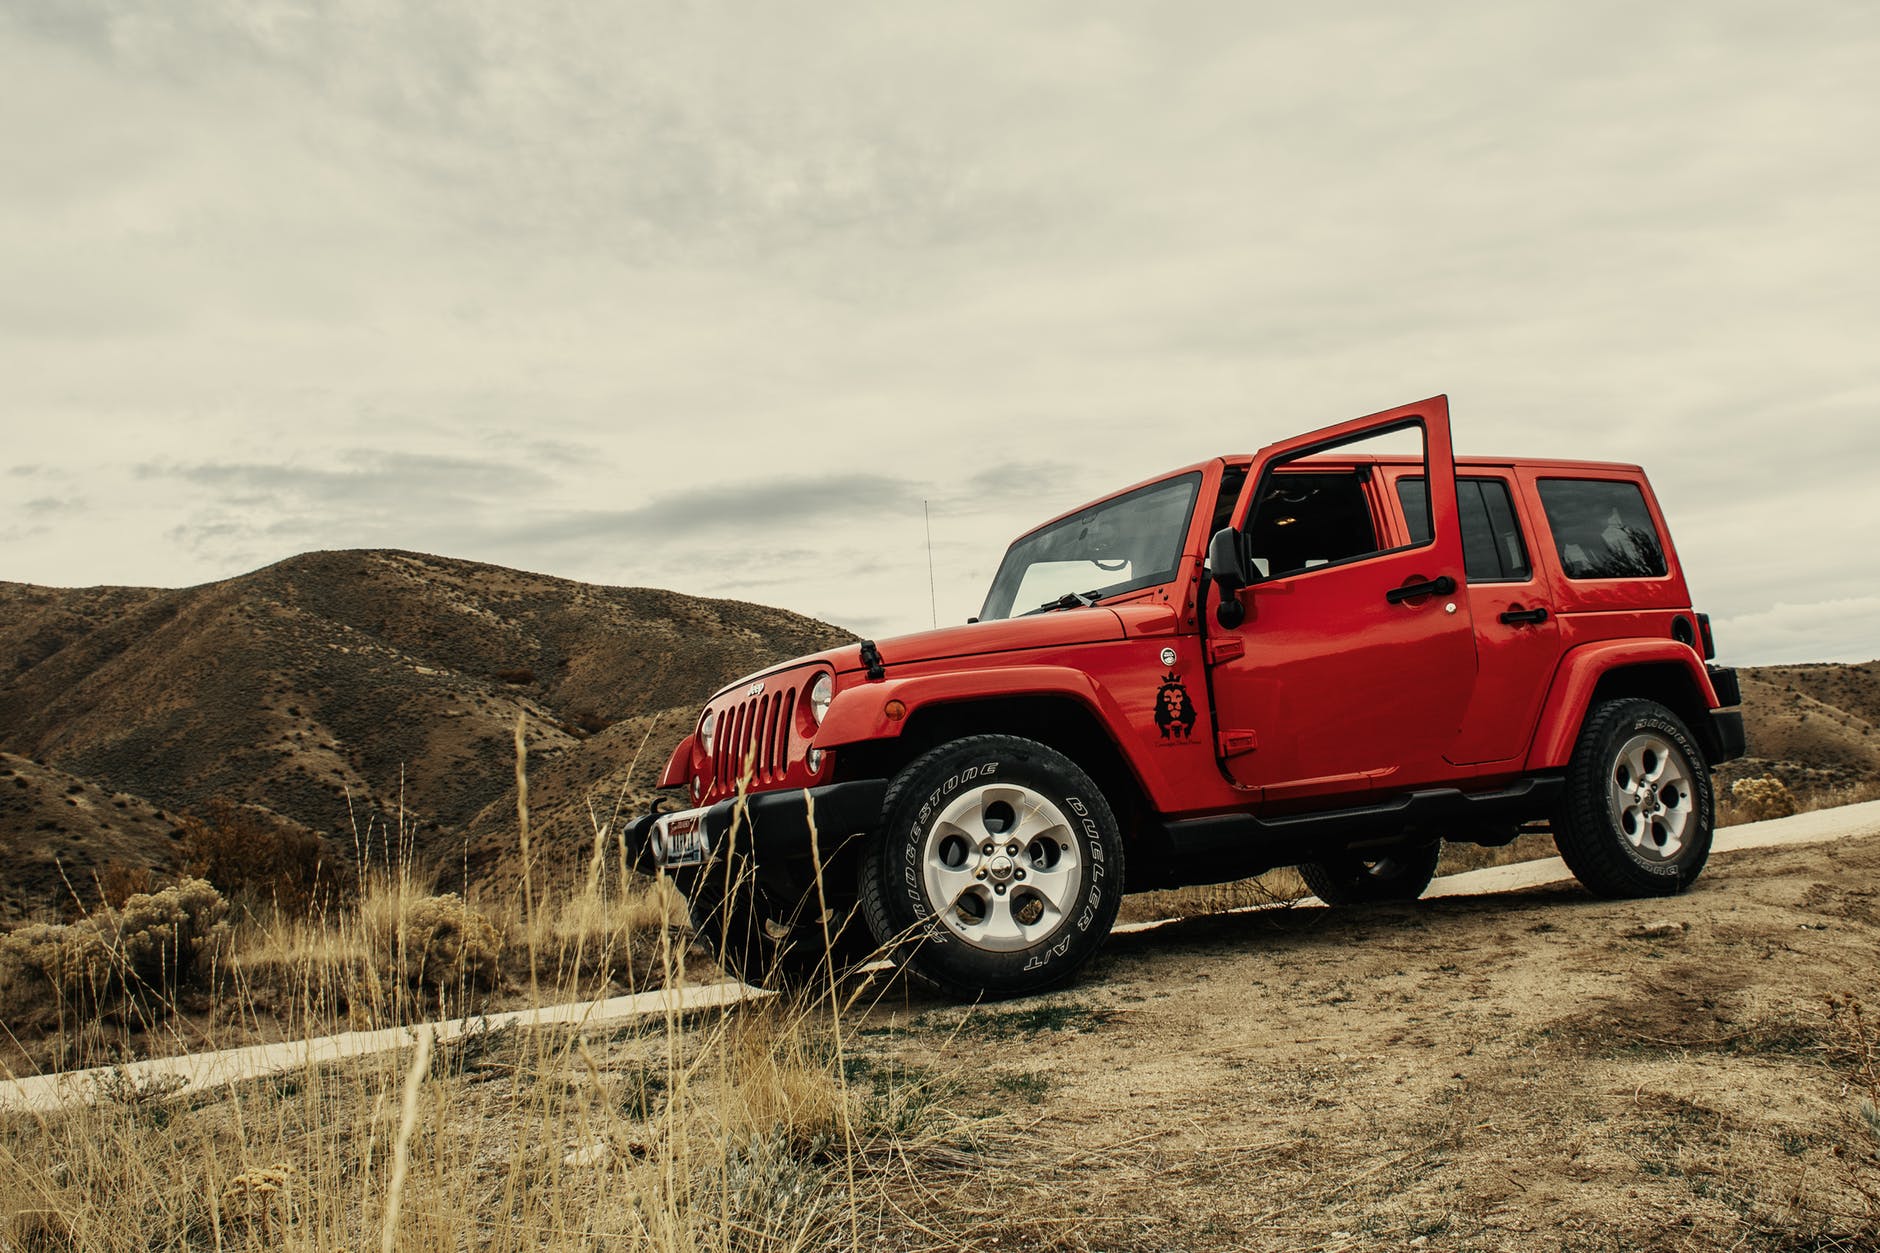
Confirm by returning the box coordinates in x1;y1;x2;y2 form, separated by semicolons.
3;1;1877;665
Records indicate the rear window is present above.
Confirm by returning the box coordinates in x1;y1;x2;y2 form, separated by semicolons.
1396;476;1532;582
1536;479;1667;580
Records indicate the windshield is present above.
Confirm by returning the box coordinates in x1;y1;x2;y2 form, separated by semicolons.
979;473;1202;621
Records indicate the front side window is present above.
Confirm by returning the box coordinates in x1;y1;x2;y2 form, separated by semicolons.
1397;476;1532;582
1245;471;1380;579
1536;478;1667;579
980;473;1201;620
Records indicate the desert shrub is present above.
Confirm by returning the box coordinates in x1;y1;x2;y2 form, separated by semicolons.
396;893;501;990
111;878;230;990
0;921;116;1013
1730;775;1800;823
0;879;227;1016
495;667;535;685
179;798;334;916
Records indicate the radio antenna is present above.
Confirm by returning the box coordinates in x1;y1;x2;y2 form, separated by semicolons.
924;499;938;629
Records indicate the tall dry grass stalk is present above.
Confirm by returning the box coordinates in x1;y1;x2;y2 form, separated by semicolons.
515;711;539;1002
380;1025;433;1253
0;722;995;1251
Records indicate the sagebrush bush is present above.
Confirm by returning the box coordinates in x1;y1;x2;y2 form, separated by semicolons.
111;878;230;990
397;894;501;990
1731;775;1800;823
0;921;116;1012
0;879;228;1017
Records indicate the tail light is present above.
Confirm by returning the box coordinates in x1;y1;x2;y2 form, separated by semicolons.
1696;612;1716;661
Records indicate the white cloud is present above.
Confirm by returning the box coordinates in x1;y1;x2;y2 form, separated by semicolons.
0;1;1876;654
1712;597;1880;668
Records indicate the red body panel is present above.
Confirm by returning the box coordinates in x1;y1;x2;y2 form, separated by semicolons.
658;734;695;789
1525;641;1719;771
1207;398;1477;800
672;394;1726;836
813;621;1240;819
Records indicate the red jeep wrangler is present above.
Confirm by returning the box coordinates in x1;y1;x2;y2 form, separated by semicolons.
630;396;1744;1000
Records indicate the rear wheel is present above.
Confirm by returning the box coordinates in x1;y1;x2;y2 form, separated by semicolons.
860;735;1124;1001
1298;841;1442;905
1553;697;1713;897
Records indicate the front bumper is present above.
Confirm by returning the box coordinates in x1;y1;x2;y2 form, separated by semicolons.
624;779;889;874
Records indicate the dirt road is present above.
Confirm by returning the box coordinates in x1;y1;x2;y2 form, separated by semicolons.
852;803;1880;1251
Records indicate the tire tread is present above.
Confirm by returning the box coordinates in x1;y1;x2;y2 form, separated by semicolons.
1553;697;1713;898
859;734;1122;1001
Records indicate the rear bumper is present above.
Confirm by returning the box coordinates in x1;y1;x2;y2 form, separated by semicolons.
1706;665;1745;764
1709;709;1746;765
623;779;888;873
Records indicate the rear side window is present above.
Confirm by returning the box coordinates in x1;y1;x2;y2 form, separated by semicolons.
1395;477;1533;582
1536;479;1667;579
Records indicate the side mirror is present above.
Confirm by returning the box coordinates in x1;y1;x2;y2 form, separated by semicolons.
1206;526;1252;629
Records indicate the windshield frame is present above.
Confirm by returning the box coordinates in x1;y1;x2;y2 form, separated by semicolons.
978;471;1206;622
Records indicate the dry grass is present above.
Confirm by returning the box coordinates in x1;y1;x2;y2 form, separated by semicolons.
0;791;693;1078
8;732;1880;1248
0;960;996;1250
0;726;1005;1252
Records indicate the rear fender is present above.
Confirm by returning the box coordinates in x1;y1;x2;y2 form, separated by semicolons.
1525;642;1720;771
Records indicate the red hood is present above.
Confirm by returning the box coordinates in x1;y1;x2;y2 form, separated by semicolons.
707;607;1140;702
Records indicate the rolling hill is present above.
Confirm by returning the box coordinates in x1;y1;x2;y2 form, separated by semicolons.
0;550;852;917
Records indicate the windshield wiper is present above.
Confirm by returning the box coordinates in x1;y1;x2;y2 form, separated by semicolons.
1034;589;1103;614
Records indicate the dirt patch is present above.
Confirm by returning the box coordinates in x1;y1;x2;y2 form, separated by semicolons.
845;831;1880;1250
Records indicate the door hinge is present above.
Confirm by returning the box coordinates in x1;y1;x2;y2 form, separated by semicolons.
1217;729;1258;758
1207;637;1245;664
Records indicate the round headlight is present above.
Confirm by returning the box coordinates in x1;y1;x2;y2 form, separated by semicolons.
698;709;716;756
809;673;834;725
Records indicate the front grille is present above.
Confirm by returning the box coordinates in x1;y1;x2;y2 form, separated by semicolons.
713;685;799;793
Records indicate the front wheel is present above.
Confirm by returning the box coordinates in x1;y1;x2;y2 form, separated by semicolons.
1298;840;1442;906
859;735;1124;1001
1553;697;1714;898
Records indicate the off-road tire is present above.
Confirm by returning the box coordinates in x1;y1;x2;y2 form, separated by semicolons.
1553;697;1714;898
859;734;1124;1001
1298;840;1442;905
685;854;873;990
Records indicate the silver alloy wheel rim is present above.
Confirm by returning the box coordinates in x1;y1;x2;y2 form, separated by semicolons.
1608;731;1694;862
920;783;1082;953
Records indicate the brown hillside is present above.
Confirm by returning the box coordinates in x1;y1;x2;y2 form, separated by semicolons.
0;551;852;910
1720;660;1880;794
0;753;188;922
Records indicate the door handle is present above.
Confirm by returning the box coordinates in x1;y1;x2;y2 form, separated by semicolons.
1385;575;1456;604
1498;606;1549;625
